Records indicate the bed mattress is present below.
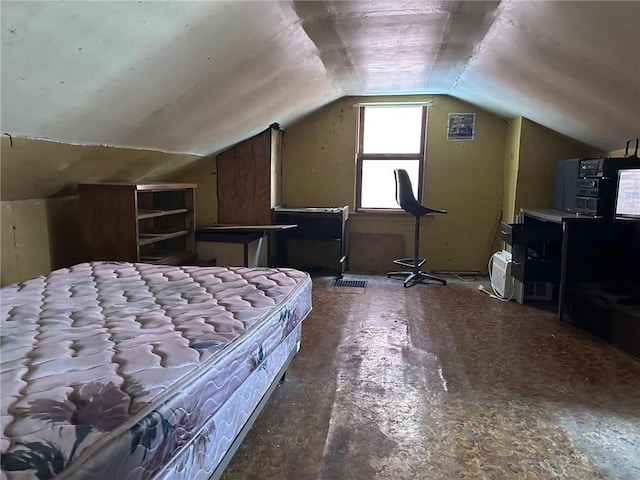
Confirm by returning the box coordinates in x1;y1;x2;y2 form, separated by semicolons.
0;262;312;480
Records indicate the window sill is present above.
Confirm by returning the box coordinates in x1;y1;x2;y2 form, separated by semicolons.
353;208;438;215
353;208;406;215
349;208;435;221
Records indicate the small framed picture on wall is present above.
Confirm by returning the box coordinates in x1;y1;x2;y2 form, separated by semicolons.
447;113;475;141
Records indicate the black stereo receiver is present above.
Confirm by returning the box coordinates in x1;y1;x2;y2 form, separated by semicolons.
575;177;612;198
575;156;639;216
579;157;638;179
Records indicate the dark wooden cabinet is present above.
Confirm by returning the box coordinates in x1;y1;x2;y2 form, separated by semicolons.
500;217;563;285
216;124;282;225
79;183;197;265
501;210;640;358
272;206;349;277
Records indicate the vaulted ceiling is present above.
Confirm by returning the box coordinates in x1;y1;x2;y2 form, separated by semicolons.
2;0;639;157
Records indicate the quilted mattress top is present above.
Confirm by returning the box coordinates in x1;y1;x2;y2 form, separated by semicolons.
0;262;311;479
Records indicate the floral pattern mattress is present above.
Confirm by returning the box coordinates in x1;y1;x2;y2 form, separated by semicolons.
0;262;312;480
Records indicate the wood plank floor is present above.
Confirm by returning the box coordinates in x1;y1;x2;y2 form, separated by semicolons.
221;273;640;480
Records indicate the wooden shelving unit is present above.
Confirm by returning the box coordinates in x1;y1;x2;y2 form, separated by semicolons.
79;182;197;265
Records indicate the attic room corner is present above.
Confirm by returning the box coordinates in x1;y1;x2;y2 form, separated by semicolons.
0;136;207;286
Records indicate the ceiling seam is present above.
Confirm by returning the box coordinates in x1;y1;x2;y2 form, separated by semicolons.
449;0;507;95
425;5;454;91
0;134;205;157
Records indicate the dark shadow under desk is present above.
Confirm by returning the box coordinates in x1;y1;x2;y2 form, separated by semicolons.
196;225;296;267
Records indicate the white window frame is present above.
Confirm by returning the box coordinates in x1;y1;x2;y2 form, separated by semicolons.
355;104;428;211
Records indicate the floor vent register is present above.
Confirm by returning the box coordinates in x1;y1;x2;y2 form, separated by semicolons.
331;279;367;288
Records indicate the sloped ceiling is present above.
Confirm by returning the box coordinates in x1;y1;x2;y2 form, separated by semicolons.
1;0;639;158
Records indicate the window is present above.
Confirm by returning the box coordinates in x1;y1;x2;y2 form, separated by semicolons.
356;105;427;210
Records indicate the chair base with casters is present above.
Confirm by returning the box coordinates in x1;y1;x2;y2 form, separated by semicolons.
388;270;447;288
386;168;447;288
387;218;447;288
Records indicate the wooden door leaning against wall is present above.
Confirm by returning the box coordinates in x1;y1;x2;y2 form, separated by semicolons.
216;123;283;226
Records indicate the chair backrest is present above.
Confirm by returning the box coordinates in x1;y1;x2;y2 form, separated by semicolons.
394;169;422;215
394;168;447;217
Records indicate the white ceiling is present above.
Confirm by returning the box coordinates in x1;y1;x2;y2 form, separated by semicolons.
1;1;639;156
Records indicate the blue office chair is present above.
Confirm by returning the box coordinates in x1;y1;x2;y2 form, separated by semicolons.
387;169;447;287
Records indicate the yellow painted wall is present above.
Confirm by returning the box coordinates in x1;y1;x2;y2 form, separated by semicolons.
503;117;522;224
0;137;205;284
514;119;598;216
282;95;507;272
282;97;357;208
502;118;600;228
171;156;218;226
1;199;51;285
1;196;100;285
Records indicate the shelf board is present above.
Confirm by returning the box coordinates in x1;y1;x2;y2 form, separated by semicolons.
138;230;189;246
137;208;189;220
135;183;197;191
140;251;195;265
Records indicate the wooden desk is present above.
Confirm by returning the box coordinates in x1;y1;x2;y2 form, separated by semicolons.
504;209;631;322
272;206;349;277
506;209;640;356
196;225;296;267
520;209;611;321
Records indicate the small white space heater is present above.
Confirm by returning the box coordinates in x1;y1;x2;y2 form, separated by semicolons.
491;250;514;298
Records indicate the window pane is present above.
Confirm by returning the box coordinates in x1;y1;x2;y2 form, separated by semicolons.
361;160;420;209
362;106;423;154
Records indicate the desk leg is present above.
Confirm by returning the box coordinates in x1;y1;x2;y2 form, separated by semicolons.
558;221;570;321
338;223;347;279
276;232;288;267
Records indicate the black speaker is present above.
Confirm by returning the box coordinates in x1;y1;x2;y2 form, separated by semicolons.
552;158;580;212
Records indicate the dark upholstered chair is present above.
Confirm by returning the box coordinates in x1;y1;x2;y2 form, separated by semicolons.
387;169;447;288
